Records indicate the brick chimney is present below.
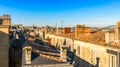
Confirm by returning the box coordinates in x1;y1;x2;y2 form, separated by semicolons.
75;24;91;37
63;27;71;34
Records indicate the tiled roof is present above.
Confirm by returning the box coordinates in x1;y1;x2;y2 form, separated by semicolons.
51;31;105;45
75;31;105;45
23;41;64;65
50;31;120;49
53;32;75;38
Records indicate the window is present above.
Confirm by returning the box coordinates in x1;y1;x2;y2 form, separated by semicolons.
43;32;45;39
74;49;76;55
63;39;66;45
77;46;80;56
110;55;116;67
91;50;97;65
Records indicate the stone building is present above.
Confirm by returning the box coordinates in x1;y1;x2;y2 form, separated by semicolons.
0;14;11;67
38;23;120;67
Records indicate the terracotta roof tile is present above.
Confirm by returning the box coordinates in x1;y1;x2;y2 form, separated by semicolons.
50;31;105;45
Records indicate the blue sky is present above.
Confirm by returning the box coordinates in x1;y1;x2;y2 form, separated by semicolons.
0;0;120;27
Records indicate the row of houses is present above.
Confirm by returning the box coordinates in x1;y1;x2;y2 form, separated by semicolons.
33;22;120;67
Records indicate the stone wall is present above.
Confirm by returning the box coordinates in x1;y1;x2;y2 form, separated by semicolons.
0;27;9;67
0;26;9;34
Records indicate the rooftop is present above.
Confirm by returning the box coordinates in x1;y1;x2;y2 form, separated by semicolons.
51;31;105;45
0;15;11;20
47;28;120;49
31;53;63;65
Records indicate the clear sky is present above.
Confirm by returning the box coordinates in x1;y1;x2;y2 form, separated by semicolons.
0;0;120;27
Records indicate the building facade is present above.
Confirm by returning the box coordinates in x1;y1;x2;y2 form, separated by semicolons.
0;14;11;67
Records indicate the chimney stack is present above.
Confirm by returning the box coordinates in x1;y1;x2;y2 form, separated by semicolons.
114;22;120;42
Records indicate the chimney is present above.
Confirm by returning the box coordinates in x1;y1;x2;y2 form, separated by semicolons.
22;46;32;65
105;30;115;44
63;27;71;34
60;39;67;62
105;30;110;44
114;22;120;42
60;45;67;62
